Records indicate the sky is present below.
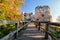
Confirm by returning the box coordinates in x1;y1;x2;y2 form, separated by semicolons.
20;0;60;22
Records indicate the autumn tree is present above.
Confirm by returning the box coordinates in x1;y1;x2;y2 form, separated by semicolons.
0;0;24;21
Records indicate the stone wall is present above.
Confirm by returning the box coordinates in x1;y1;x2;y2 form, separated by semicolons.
35;6;52;21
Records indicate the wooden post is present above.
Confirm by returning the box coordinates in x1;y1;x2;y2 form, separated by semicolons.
25;22;27;29
45;21;50;39
35;24;37;28
38;22;40;31
14;23;18;39
23;21;27;30
23;22;25;25
35;22;37;28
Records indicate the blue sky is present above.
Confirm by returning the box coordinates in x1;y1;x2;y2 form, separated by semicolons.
20;0;60;22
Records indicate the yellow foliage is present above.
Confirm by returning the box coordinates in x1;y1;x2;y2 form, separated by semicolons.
0;0;24;21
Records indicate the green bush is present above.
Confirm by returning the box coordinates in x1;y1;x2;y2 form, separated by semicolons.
0;24;15;39
50;31;60;38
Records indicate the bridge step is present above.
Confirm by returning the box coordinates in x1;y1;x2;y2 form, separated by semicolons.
14;23;48;40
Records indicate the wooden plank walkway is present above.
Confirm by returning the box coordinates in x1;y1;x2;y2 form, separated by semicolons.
15;23;49;40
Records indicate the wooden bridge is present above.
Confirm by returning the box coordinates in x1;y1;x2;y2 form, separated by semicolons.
0;21;60;40
14;23;46;40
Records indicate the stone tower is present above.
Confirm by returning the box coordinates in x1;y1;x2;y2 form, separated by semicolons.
35;6;52;21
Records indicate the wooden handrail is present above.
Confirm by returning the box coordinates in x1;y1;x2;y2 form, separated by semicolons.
0;21;60;40
0;21;31;40
40;28;57;40
37;21;60;40
47;31;57;40
50;22;60;26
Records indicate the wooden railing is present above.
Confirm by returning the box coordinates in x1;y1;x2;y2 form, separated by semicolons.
0;21;30;40
0;21;60;40
37;21;60;40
